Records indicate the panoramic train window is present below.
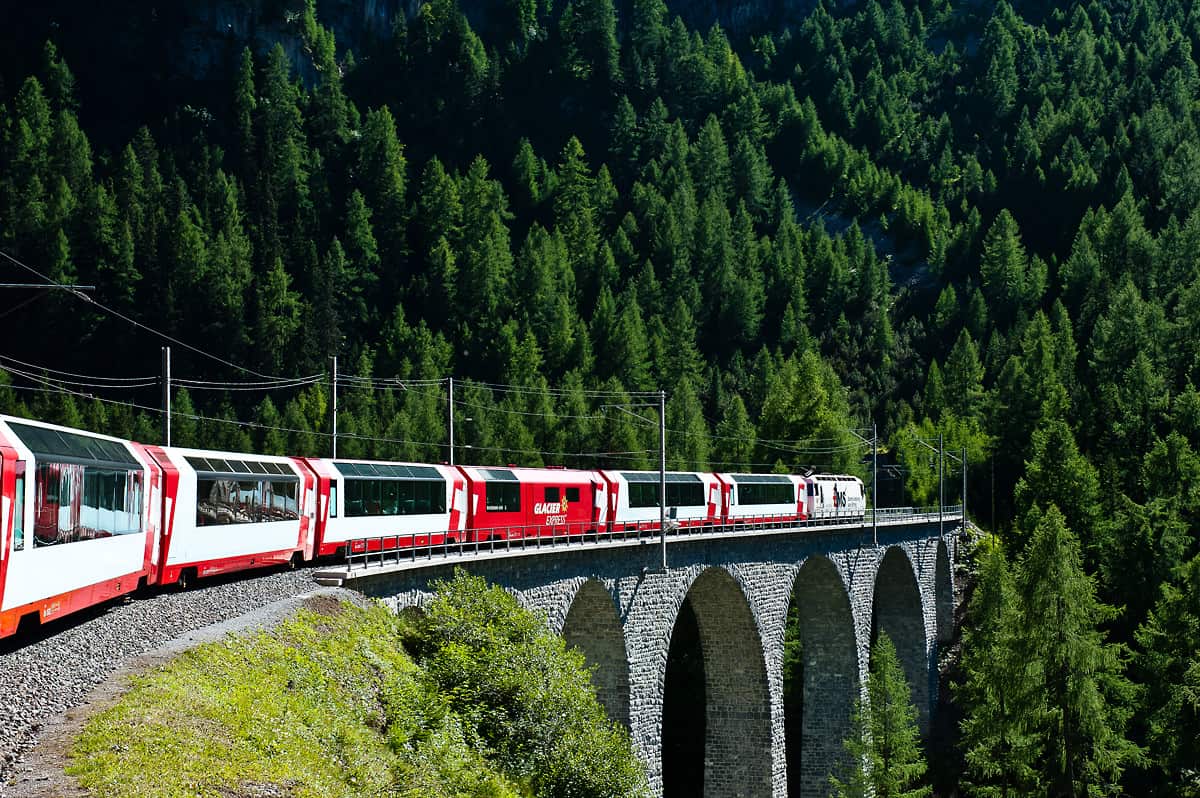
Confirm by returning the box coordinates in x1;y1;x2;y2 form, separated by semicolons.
195;478;300;525
622;473;705;508
187;455;300;526
341;478;446;517
5;423;145;546
734;476;795;505
32;462;144;546
485;481;521;513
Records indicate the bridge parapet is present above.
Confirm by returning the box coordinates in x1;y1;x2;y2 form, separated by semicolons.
313;507;964;586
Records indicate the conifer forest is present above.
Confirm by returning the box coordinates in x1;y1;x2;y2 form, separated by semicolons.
1;0;1199;794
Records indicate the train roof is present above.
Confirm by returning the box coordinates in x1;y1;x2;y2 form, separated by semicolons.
714;472;800;484
0;415;142;469
456;464;599;483
154;445;303;481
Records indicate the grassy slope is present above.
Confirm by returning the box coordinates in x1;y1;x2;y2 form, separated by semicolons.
68;601;521;798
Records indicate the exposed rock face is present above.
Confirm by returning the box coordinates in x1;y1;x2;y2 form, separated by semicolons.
172;0;409;81
173;0;847;82
656;0;827;38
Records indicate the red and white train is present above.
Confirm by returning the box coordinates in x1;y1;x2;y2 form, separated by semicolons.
0;414;865;638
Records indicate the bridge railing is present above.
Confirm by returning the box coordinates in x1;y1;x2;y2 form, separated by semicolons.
338;505;964;573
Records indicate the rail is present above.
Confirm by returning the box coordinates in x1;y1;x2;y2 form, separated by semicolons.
332;506;964;576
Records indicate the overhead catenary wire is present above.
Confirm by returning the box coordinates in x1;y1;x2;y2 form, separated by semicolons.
0;355;320;394
173;375;324;391
0;354;157;384
5;380;665;463
0;363;159;392
0;248;300;381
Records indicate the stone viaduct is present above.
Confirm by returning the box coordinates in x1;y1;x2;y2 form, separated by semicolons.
315;512;961;798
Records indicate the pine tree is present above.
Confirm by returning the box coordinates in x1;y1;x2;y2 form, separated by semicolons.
713;393;756;470
254;256;302;373
614;289;652;392
943;330;985;422
665;378;708;470
357;106;408;268
649;299;699;392
1012;420;1100;552
958;540;1039;797
559;0;620;88
691;114;732;205
254;397;288;455
172;388;199;448
1135;553;1200;796
1016;506;1144;797
554;136;600;295
979;209;1030;326
831;632;931;798
232;48;256;178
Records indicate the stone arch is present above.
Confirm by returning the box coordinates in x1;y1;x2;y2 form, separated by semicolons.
872;546;931;733
662;566;773;798
935;539;954;644
561;579;630;728
786;555;859;798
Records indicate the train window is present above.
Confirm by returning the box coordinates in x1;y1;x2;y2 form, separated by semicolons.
383;481;401;515
414;481;432;514
544;487;560;503
628;482;657;508
329;483;338;518
565;487;580;503
344;479;364;516
486;482;521;513
196;478;297;525
32;462;143;544
271;480;299;521
666;482;705;507
738;483;794;505
13;466;25;551
340;479;446;517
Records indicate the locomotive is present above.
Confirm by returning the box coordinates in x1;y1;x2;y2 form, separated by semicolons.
0;414;865;638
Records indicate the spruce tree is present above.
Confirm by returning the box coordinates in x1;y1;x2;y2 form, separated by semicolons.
665;378;708;470
831;632;931;798
1135;553;1200;796
713;394;756;470
1016;506;1144;797
958;540;1038;797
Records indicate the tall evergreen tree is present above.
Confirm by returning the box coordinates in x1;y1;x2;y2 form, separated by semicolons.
958;540;1039;797
1015;506;1144;797
831;632;931;798
1134;553;1200;796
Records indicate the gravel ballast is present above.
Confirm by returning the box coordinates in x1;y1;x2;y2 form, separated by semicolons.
0;568;338;793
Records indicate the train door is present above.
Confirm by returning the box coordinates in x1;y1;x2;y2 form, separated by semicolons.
299;465;317;561
591;478;608;533
0;453;20;580
0;450;16;635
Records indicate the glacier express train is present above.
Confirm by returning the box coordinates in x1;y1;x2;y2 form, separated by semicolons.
0;414;865;638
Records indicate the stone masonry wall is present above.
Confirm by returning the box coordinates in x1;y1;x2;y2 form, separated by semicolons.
356;522;957;798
